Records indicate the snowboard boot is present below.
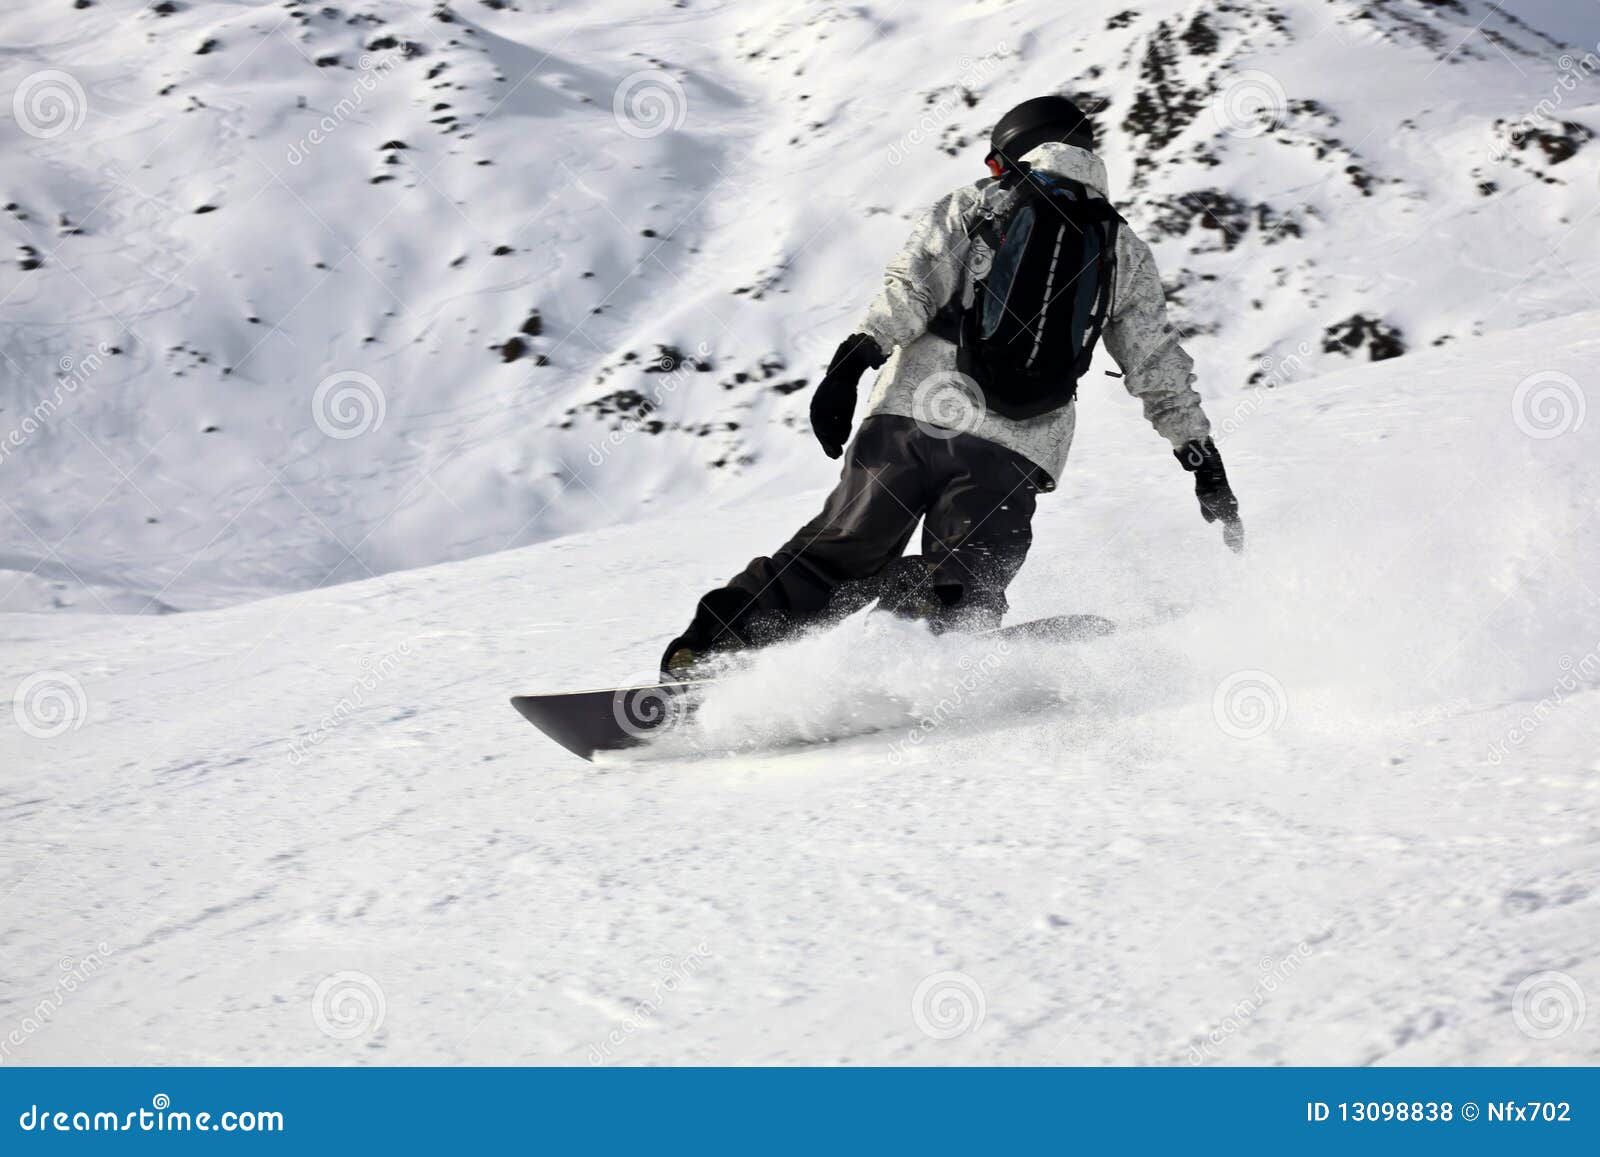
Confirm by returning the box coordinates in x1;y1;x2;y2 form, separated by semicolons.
865;556;942;623
922;581;1005;634
659;587;756;681
659;638;703;681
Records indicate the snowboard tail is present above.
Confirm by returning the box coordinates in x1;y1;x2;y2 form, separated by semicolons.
510;612;1115;761
989;611;1114;644
510;680;705;761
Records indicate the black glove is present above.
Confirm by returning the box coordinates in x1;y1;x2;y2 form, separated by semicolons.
810;333;887;459
1175;438;1244;553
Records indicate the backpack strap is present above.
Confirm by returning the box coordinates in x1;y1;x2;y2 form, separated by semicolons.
1073;213;1121;379
929;183;1007;342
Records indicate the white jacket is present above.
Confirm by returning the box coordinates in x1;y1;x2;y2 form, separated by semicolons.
856;142;1211;487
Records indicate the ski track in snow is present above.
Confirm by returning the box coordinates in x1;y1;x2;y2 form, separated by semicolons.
4;312;1598;1064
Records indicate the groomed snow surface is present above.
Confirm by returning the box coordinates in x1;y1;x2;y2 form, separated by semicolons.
6;312;1598;1065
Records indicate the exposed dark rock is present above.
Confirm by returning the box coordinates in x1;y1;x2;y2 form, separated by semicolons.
575;389;659;427
1144;189;1252;250
643;344;712;373
1343;163;1377;195
1323;314;1406;361
1522;120;1591;166
1180;12;1218;56
1121;21;1209;184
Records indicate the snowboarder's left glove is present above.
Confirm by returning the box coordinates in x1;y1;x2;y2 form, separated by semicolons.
810;333;887;459
1176;438;1244;553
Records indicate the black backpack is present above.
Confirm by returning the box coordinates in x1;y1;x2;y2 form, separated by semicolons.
957;166;1122;420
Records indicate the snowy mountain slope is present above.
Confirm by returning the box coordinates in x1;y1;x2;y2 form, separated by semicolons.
1;0;1598;610
4;310;1596;1064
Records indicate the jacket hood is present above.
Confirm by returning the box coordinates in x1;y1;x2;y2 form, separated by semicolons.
1018;142;1109;198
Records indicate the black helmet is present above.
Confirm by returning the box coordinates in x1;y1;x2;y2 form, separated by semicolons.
988;95;1095;169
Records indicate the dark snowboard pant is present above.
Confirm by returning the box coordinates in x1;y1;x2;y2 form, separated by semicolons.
686;414;1044;649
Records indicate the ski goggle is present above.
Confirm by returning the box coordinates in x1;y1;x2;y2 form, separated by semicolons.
984;152;1005;177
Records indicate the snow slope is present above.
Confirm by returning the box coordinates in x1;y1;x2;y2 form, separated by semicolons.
4;309;1597;1065
2;0;1599;609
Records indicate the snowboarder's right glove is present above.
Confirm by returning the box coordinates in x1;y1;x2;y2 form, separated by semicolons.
810;333;887;459
1175;438;1244;554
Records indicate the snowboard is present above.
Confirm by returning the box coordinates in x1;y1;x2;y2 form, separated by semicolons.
510;612;1115;762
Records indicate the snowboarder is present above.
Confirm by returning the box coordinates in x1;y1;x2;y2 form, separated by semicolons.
661;95;1242;677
